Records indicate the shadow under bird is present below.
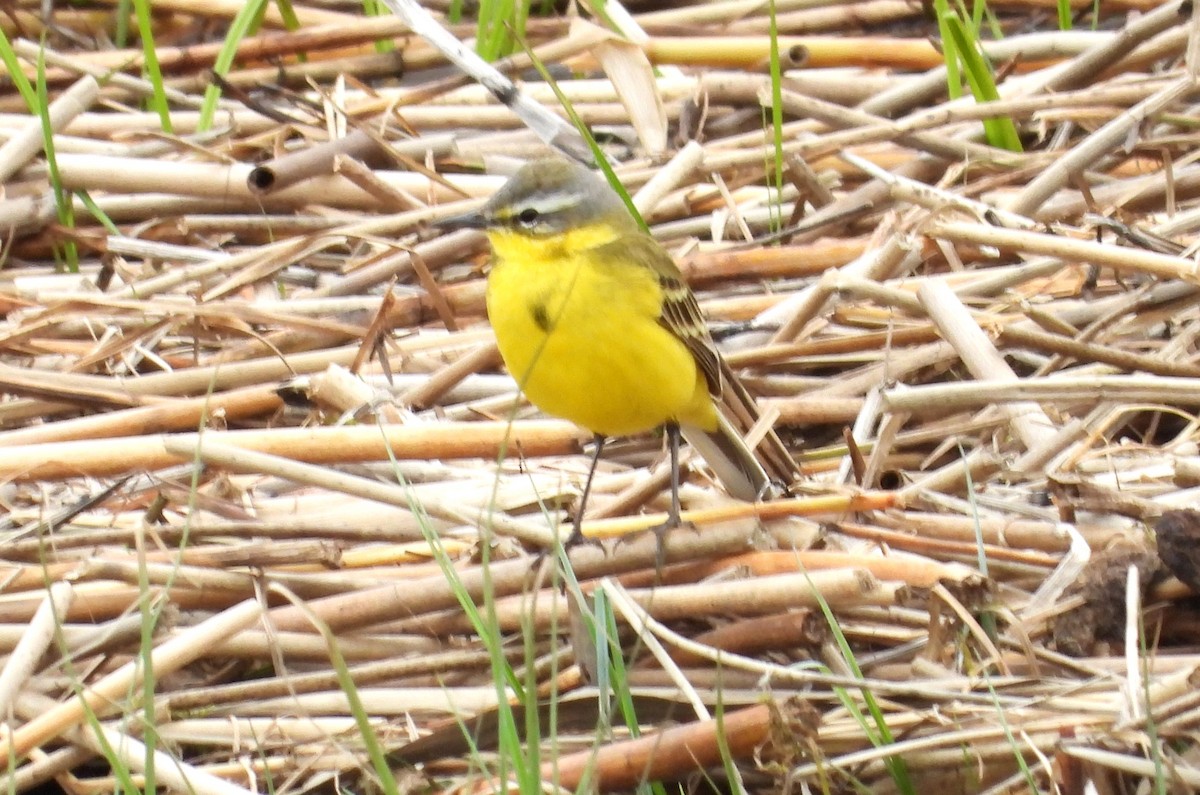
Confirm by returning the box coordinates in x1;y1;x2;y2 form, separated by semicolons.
440;157;797;553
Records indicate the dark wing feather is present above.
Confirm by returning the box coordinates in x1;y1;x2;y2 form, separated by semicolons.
596;234;722;397
657;274;722;397
593;231;801;488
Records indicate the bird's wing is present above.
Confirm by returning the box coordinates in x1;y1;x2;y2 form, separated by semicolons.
596;234;722;397
593;232;802;489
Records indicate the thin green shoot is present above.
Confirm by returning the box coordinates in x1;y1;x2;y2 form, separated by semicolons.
76;705;141;794
579;0;619;40
964;0;985;35
198;0;269;132
554;539;665;792
520;39;648;233
546;548;610;791
591;588;613;729
242;725;279;794
273;0;306;59
360;0;394;53
520;588;543;788
33;46;79;272
136;533;157;793
1140;610;1168;795
46;559;138;793
766;0;786;234
280;594;400;795
380;428;539;792
0;37;45;238
328;638;400;795
981;671;1039;792
948;0;988;38
541;576;567;789
268;0;311;69
114;0;132;47
591;589;666;795
806;567;915;795
476;0;529;61
960;444;988;579
969;0;1004;40
131;0;171;132
712;694;745;795
933;0;962;101
127;383;228;789
959;441;1000;641
0;30;34;109
77;191;121;235
1057;0;1073;30
939;9;1023;152
274;0;301;30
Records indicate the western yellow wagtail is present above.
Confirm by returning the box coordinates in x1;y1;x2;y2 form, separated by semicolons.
443;158;796;551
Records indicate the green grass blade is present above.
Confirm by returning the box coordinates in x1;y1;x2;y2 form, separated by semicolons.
379;428;537;790
274;0;300;29
519;38;647;232
32;46;78;272
592;590;667;795
131;0;172;132
956;441;1003;641
1139;610;1168;795
332;650;400;795
807;568;915;795
76;190;121;235
198;0;269;132
1057;0;1073;30
476;0;497;58
766;0;785;233
967;0;984;34
114;0;132;47
981;671;1039;792
933;0;962;100
0;32;36;123
941;12;1023;152
273;0;310;60
297;602;400;795
361;0;394;52
477;0;523;60
49;584;140;794
136;545;157;793
76;707;142;795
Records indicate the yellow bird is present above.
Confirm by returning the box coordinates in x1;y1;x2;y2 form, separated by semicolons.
445;158;792;549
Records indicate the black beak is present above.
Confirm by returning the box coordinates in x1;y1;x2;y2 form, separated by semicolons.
436;209;490;231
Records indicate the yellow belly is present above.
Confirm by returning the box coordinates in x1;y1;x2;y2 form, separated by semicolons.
485;231;717;437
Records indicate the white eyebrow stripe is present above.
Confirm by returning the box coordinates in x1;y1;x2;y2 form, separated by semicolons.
528;190;580;215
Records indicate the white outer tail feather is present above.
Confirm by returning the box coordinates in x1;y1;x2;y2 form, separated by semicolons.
681;412;780;503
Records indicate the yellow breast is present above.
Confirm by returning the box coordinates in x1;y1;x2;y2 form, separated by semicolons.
484;226;717;437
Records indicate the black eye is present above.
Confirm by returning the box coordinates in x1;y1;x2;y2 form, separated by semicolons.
517;207;539;226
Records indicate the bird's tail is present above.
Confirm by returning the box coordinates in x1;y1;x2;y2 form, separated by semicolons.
682;357;800;502
681;413;780;502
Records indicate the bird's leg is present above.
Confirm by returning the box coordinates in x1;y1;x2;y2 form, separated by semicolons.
562;433;606;550
651;421;686;572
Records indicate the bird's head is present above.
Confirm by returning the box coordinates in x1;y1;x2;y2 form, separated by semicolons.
441;158;635;239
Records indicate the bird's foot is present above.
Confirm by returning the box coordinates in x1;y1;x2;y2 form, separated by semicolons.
560;524;605;554
534;522;604;574
612;514;695;577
